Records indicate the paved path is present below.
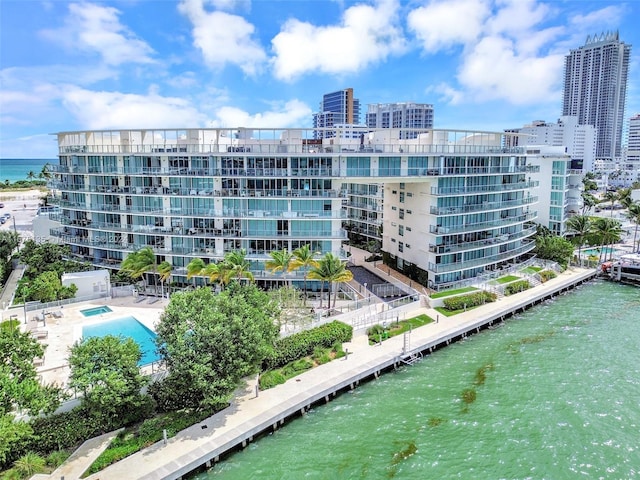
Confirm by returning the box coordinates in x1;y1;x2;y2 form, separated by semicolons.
78;266;596;480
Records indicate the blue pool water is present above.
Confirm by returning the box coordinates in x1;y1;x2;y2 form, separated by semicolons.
82;316;159;366
80;306;113;317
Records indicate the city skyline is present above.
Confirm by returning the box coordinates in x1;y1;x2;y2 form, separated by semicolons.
1;0;639;159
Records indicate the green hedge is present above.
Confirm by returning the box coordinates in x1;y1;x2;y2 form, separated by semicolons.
538;270;557;283
442;291;496;311
504;280;531;296
262;321;352;370
29;396;154;455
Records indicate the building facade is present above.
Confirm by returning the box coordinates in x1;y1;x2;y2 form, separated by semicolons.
49;128;539;290
365;103;434;139
562;31;631;164
313;88;361;139
504;116;596;171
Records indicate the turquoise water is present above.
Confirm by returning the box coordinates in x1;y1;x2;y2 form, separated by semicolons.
0;158;54;183
82;316;159;366
196;280;640;479
582;247;620;256
80;306;113;317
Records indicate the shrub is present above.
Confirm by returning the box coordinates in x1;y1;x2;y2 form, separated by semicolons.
262;321;352;370
538;270;557;283
45;449;71;468
312;347;332;365
259;370;286;390
282;359;313;377
13;452;45;477
504;280;530;296
442;291;497;311
366;324;384;336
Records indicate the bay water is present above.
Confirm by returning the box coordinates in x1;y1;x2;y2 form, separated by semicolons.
197;280;640;479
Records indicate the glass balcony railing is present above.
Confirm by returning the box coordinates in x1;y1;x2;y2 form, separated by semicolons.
427;242;535;273
427;226;536;255
430;180;539;196
429;196;537;215
429;212;536;235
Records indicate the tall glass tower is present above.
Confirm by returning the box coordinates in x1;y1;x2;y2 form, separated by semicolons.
562;31;631;163
313;88;361;139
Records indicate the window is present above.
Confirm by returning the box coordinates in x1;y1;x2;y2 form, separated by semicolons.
391;238;396;243
399;192;405;203
398;242;404;252
406;226;412;232
399;209;404;219
399;225;404;236
406;209;412;214
399;183;405;189
405;244;411;249
407;192;413;197
392;190;397;194
392;206;397;211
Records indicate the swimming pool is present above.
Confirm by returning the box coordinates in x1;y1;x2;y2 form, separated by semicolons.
582;247;622;257
82;316;160;366
80;306;113;317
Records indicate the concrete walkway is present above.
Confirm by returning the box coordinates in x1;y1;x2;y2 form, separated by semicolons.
74;266;596;480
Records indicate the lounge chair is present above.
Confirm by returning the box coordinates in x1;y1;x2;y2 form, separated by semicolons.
147;297;160;304
32;330;48;339
33;357;45;367
52;310;63;318
135;295;146;303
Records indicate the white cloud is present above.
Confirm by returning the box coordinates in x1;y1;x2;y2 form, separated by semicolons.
0;134;59;159
570;5;626;30
407;0;490;52
178;0;266;75
426;82;464;105
40;2;155;66
209;100;312;128
61;88;206;130
271;0;407;81
458;36;564;105
409;0;565;106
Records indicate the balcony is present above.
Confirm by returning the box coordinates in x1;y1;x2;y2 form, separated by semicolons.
429;196;537;215
430;180;539;196
427;242;535;273
429;212;536;235
426;226;536;255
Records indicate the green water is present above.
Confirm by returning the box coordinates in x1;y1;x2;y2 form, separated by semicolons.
197;281;640;479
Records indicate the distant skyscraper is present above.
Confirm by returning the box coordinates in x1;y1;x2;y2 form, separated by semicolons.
562;31;631;163
313;88;361;139
624;113;640;168
366;103;434;139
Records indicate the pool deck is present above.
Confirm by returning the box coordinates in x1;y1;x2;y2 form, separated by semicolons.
67;266;596;480
21;296;169;388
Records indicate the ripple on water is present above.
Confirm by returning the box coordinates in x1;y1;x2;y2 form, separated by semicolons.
196;282;640;480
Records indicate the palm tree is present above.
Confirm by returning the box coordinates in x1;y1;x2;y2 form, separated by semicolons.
38;163;52;180
617;187;633;210
308;253;353;309
566;215;592;264
202;262;222;288
157;260;172;298
602;190;618;218
626;202;640;252
26;170;36;181
289;244;320;304
223;249;254;284
591;217;623;262
265;248;294;287
186;257;205;287
580;192;598;215
120;246;156;293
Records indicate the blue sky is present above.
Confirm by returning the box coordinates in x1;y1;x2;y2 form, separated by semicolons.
1;0;639;158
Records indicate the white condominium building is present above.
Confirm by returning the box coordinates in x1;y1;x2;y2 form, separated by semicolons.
366;103;434;139
49;127;539;290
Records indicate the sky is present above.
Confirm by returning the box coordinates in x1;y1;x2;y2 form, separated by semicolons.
0;0;639;159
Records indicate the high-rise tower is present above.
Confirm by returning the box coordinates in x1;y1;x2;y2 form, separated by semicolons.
313;88;361;139
562;31;631;164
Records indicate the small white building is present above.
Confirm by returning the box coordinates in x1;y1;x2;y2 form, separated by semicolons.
61;269;110;298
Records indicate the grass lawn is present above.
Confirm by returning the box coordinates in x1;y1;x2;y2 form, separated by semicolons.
368;314;434;344
491;275;521;285
434;304;485;317
520;266;542;275
430;286;479;299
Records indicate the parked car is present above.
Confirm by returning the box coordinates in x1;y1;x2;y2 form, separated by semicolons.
0;203;4;208
3;213;11;219
0;217;5;224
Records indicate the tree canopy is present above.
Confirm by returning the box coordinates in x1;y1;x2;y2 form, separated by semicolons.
151;284;279;411
68;335;148;422
533;235;574;269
